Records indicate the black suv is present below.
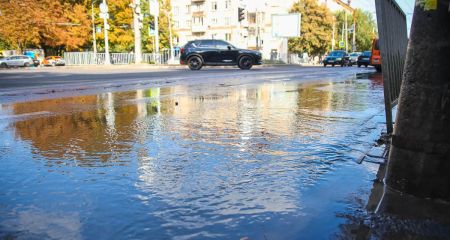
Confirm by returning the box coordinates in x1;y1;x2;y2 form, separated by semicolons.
357;51;372;67
180;39;263;70
323;50;350;67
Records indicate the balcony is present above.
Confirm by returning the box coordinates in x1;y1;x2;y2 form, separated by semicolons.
192;11;205;17
191;25;207;33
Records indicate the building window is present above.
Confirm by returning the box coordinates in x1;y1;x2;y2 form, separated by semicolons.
173;6;179;16
225;33;231;41
225;0;231;9
186;20;192;27
193;17;203;25
174;20;179;29
248;13;256;24
211;2;217;11
225;17;230;26
211;18;218;25
186;5;191;14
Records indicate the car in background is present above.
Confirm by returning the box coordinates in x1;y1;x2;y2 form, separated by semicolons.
180;39;263;70
42;56;66;66
357;51;372;67
371;39;382;72
348;52;361;66
323;50;350;67
0;55;34;68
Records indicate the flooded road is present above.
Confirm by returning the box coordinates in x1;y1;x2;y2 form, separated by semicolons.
0;74;388;239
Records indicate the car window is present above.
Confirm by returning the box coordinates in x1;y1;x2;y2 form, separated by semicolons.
198;40;215;48
215;40;230;50
330;51;344;57
363;51;371;56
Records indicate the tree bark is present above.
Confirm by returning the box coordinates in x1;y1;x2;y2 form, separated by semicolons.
386;0;450;200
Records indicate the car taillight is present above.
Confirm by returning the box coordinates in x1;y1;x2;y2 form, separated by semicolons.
180;48;185;54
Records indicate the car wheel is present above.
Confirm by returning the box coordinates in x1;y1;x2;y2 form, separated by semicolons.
323;63;327;67
358;64;361;68
375;65;382;72
187;56;203;70
365;65;368;68
52;62;56;67
238;56;253;70
0;63;7;68
24;62;30;67
332;64;335;67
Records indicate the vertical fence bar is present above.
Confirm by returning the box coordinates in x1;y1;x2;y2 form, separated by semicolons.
375;0;408;134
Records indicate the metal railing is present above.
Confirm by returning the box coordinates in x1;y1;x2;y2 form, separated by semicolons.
64;49;180;65
375;0;408;133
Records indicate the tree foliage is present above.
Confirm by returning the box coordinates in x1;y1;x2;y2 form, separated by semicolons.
0;0;176;53
0;0;90;51
288;0;333;57
334;9;377;51
94;0;176;53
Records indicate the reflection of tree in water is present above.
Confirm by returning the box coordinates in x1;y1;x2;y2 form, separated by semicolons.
13;94;145;167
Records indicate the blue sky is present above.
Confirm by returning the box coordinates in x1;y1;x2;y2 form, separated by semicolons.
351;0;415;35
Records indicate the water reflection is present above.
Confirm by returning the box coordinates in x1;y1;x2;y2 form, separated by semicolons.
1;76;385;239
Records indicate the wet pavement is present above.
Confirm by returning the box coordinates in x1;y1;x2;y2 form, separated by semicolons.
0;69;448;239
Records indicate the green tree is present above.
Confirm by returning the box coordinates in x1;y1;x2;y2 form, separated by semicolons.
334;9;377;51
288;0;333;57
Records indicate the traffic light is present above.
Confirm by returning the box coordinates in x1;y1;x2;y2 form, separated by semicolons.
238;7;245;22
150;21;155;31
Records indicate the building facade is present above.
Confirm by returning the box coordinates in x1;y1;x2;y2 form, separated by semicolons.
171;0;296;62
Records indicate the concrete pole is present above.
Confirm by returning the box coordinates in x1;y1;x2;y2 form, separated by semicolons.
132;0;142;64
386;1;450;200
331;17;335;51
168;5;174;63
91;2;97;55
345;11;348;52
154;2;160;64
352;20;356;51
102;0;111;65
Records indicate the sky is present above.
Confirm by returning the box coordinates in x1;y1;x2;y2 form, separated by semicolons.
349;0;415;35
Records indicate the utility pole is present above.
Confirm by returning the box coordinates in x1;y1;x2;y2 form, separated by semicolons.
148;0;160;64
168;4;175;64
131;0;143;64
100;0;110;65
91;2;97;55
345;11;348;52
385;0;450;200
331;16;335;51
352;22;356;51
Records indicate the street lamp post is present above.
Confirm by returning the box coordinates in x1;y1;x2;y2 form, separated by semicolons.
132;0;143;64
100;0;111;65
91;2;97;63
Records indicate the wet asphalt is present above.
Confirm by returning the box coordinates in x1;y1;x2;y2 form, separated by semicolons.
0;65;375;103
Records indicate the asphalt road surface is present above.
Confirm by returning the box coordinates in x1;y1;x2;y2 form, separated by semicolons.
0;65;375;103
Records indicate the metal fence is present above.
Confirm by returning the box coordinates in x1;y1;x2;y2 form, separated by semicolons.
375;0;408;134
64;49;180;66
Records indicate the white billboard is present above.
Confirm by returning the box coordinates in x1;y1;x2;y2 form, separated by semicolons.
272;14;301;38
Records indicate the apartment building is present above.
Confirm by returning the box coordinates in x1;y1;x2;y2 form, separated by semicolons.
171;0;296;61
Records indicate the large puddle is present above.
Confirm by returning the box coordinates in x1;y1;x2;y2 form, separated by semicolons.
0;75;388;239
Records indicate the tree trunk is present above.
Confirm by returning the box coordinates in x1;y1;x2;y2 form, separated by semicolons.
386;0;450;200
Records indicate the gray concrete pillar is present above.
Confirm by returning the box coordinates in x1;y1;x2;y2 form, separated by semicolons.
386;0;450;200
